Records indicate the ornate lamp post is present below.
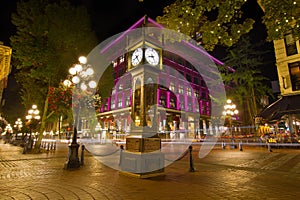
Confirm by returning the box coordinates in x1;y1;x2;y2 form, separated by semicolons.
25;105;40;149
64;56;96;169
14;118;23;140
223;99;239;144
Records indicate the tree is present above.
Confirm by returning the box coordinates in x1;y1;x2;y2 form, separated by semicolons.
10;0;98;150
221;35;273;129
156;0;255;51
157;0;300;51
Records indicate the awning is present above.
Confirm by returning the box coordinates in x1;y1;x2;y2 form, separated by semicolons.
259;94;300;121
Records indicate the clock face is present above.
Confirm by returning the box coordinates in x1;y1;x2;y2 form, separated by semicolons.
145;47;159;66
131;48;143;66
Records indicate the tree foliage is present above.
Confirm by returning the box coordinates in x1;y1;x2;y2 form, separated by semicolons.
260;0;300;41
156;0;255;51
10;0;98;112
221;35;273;126
157;0;300;51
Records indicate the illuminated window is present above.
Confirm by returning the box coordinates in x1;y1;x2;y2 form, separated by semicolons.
125;96;130;106
187;87;192;96
160;95;166;107
120;55;125;63
169;81;175;91
112;60;118;67
289;62;300;91
170;97;176;108
118;98;122;108
111;99;115;109
179;85;184;94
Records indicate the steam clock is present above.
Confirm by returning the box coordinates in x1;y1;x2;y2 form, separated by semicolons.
120;42;165;177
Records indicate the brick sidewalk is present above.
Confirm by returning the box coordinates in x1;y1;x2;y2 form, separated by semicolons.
1;140;300;199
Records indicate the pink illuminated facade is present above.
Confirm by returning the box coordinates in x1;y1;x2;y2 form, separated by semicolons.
96;17;224;139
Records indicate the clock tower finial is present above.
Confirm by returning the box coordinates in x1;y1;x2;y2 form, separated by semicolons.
143;15;148;26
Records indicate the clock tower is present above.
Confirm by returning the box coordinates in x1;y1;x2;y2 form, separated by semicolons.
120;33;165;178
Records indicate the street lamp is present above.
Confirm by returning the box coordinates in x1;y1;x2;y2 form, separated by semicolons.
223;99;238;143
25;105;40;149
64;56;96;169
14;118;23;140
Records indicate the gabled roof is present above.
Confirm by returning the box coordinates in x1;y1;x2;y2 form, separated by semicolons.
100;16;228;69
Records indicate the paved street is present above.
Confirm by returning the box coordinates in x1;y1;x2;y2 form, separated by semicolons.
1;140;300;199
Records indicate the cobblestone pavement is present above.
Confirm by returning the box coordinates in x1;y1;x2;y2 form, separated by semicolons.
1;141;300;199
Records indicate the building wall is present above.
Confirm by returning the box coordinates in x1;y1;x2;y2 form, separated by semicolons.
273;38;300;96
0;44;12;104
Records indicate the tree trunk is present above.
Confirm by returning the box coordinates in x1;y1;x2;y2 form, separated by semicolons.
34;94;49;151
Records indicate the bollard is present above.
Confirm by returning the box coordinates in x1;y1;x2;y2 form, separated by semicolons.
47;142;50;151
189;145;195;172
239;141;243;151
222;141;226;149
81;145;85;166
23;144;27;154
119;145;124;166
268;143;272;152
53;142;56;150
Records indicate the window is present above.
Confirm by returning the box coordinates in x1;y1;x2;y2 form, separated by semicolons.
178;85;184;94
118;98;122;108
169;81;175;91
125;96;131;106
285;34;298;56
186;74;192;82
180;97;185;110
201;91;206;100
159;94;166;107
194;77;199;85
187;87;192;96
112;60;118;67
119;55;125;63
170;96;176;109
111;99;115;109
112;87;116;94
289;62;300;91
188;102;192;111
194;90;199;98
118;83;123;91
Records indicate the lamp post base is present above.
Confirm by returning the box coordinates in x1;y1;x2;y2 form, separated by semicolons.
64;143;80;169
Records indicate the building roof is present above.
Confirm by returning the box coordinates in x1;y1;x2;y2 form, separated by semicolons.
259;94;300;121
100;16;230;70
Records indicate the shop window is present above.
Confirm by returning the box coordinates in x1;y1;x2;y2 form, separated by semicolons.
285;34;298;56
289;62;300;91
170;96;176;109
159;94;166;107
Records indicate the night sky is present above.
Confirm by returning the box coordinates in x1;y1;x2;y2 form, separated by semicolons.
0;0;277;122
